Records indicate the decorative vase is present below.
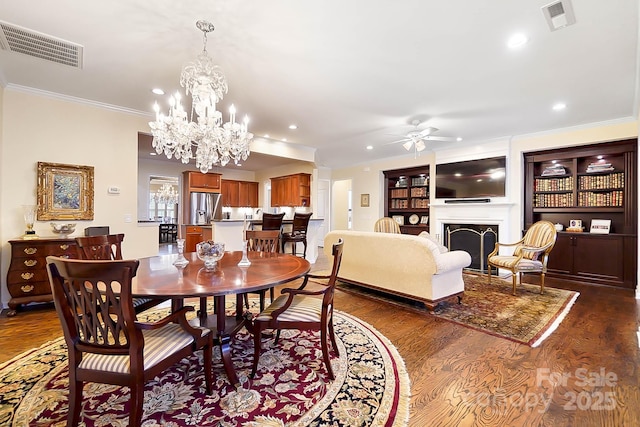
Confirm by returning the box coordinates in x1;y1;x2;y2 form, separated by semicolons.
22;205;39;240
173;238;190;267
196;241;225;270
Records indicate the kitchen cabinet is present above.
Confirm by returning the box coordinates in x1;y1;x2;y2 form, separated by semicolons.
183;225;212;253
523;139;637;289
183;171;221;193
6;238;78;316
221;179;258;207
270;173;311;207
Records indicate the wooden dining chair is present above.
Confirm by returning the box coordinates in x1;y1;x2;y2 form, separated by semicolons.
281;212;313;257
251;239;344;380
46;257;214;427
243;229;281;311
487;220;558;295
75;234;167;313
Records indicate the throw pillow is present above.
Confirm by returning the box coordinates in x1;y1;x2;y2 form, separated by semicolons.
418;231;449;253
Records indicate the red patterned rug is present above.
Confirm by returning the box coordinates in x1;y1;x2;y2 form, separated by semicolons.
0;305;410;426
337;274;579;347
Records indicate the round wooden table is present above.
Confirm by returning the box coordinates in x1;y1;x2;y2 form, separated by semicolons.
132;251;310;387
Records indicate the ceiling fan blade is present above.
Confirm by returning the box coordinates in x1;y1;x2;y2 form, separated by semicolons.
418;126;439;136
402;140;414;151
385;138;411;145
426;136;455;141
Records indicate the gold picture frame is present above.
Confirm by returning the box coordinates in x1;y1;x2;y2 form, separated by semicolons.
37;162;95;220
360;193;370;207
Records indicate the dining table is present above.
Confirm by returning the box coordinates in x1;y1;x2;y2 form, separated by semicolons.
132;250;311;387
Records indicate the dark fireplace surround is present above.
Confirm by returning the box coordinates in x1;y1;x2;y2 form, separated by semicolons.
443;223;498;273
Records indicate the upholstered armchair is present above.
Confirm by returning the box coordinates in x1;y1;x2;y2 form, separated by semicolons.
487;220;557;295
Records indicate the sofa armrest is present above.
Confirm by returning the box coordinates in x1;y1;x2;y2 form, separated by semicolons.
434;250;472;274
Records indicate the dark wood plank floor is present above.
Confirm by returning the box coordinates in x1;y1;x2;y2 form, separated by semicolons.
1;249;638;426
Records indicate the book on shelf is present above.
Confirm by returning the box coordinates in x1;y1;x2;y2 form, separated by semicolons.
586;162;614;173
541;164;566;176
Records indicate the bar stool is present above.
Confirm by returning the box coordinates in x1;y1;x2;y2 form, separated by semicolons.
281;212;313;257
261;212;285;231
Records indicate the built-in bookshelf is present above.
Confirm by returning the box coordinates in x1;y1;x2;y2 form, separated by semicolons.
383;165;430;235
523;139;637;289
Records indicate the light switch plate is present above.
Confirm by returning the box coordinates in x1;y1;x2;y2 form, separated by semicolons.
108;186;121;194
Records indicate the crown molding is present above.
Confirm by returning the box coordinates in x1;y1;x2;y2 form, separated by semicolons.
5;83;150;117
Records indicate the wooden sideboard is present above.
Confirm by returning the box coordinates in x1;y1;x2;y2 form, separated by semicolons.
6;238;78;316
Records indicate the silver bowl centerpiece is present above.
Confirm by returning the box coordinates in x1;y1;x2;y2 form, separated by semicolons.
50;223;76;238
196;241;225;270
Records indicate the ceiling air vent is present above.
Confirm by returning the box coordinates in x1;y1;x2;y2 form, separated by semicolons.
542;0;576;31
0;21;83;68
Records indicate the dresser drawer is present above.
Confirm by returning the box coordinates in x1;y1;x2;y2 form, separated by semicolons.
11;241;76;258
8;269;49;283
8;281;51;297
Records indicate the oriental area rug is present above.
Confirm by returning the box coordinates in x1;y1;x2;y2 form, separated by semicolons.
337;273;579;348
0;307;410;426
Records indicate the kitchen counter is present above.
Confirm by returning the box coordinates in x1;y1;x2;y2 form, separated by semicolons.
211;218;324;262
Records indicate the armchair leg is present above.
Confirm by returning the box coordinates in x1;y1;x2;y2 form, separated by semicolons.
130;383;144;427
328;315;339;358
487;264;492;284
320;325;335;380
68;376;83;426
512;272;517;295
251;324;263;378
540;273;545;294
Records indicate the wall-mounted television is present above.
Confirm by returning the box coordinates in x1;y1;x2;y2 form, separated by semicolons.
435;156;506;199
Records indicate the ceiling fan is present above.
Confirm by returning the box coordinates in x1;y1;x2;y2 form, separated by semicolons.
387;120;456;153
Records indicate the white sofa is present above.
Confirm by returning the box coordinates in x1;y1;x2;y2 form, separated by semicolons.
324;230;472;311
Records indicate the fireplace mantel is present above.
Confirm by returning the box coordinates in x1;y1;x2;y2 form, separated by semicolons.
431;201;518;251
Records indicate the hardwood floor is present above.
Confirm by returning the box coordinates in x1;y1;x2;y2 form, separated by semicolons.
1;249;638;426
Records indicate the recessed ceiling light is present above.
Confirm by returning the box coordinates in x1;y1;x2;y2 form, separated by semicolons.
288;124;297;130
456;137;463;142
553;102;567;111
366;145;373;150
264;134;270;138
507;33;528;49
152;88;165;95
282;138;287;142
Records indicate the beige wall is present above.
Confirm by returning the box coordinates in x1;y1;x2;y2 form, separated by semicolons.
1;89;157;308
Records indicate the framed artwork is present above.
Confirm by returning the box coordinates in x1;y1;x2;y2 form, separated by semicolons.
590;219;611;234
37;162;94;220
360;193;370;207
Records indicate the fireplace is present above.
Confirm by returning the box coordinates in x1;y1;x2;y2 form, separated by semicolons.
444;223;498;273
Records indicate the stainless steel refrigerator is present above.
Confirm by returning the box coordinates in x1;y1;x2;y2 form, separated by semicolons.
189;192;222;224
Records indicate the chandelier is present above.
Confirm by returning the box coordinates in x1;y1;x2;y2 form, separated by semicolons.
153;183;179;204
149;20;253;173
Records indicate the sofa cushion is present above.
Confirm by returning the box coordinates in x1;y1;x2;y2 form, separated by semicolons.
418;231;448;254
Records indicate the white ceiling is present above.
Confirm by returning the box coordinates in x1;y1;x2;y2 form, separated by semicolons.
1;1;638;170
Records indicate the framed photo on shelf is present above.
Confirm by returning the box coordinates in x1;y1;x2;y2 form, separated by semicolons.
569;219;582;228
590;219;611;234
360;193;370;207
37;162;95;220
392;215;404;225
420;215;429;225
